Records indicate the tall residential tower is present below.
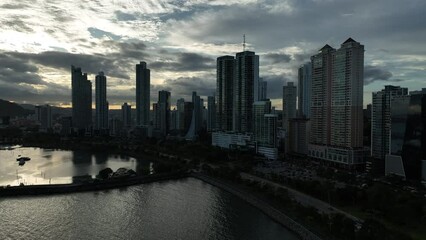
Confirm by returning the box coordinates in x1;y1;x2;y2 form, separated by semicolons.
233;51;259;132
136;61;150;126
308;38;366;167
71;65;92;130
216;56;235;131
95;72;108;130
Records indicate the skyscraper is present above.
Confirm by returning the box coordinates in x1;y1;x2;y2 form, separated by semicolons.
121;103;132;128
386;91;426;181
207;96;216;132
371;86;408;161
264;114;278;147
308;38;366;167
136;61;150;126
216;56;235;131
259;78;268;100
330;38;364;149
298;63;312;118
157;90;171;135
253;100;272;144
176;98;185;131
71;65;92;130
233;51;260;132
35;104;52;130
186;92;202;139
95;72;108;130
310;45;334;146
282;82;297;131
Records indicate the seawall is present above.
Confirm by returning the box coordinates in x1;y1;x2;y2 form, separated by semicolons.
191;173;323;240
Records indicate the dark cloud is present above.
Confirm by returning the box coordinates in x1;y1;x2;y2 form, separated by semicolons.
6;51;130;79
0;53;43;85
115;41;148;59
0;79;69;104
3;19;33;33
88;27;121;41
364;65;393;85
262;75;291;99
115;11;137;21
153;76;216;102
263;53;291;64
0;3;28;9
151;52;214;72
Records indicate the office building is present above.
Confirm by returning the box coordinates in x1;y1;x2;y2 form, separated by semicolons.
212;132;252;149
233;51;260;133
371;86;408;161
385;92;426;181
170;108;177;131
95;72;108;130
207;96;216;132
289;118;310;155
136;61;150;126
282;82;297;131
157;90;171;135
298;63;312;118
121;103;132;128
183;102;194;134
263;114;278;147
176;98;185;131
35;104;52;130
216;56;235;131
259;78;267;100
308;38;366;167
71;65;92;130
253;100;272;145
186;92;202;140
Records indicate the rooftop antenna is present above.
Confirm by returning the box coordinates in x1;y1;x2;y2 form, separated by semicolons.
243;34;246;51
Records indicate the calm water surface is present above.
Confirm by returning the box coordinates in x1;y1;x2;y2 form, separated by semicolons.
0;178;299;240
0;146;151;186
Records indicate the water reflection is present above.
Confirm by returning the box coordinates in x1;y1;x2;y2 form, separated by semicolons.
0;146;149;186
0;179;300;240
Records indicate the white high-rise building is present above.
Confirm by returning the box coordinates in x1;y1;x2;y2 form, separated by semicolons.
308;38;366;167
330;38;364;148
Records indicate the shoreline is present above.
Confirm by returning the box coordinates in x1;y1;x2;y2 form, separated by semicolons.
0;172;187;197
191;173;322;240
0;171;322;240
0;144;322;239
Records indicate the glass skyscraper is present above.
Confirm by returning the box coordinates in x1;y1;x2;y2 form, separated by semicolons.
136;61;150;126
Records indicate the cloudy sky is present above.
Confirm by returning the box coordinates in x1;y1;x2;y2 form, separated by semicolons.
0;0;425;109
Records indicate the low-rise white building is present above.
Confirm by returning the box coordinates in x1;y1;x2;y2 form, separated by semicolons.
212;132;252;149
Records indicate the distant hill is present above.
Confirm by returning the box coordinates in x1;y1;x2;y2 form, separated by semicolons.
0;99;33;117
20;103;36;111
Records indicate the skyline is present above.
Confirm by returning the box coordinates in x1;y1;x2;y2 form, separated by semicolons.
0;0;425;109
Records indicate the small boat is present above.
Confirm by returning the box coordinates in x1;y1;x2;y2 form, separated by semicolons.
19;159;25;166
16;157;31;161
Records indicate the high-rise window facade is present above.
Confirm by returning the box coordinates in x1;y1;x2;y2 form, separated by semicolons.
136;61;150;126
